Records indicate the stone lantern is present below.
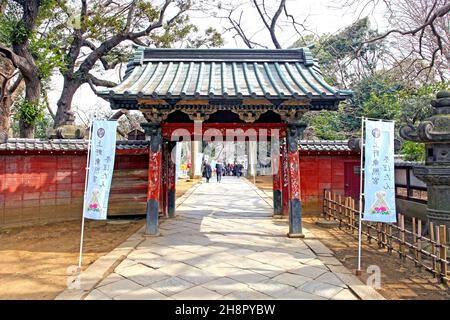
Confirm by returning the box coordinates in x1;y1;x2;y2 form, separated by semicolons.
399;90;450;228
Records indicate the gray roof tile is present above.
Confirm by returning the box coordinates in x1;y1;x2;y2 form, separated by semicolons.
298;140;354;152
0;138;149;152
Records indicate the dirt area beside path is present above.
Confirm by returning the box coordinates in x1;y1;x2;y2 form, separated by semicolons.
0;219;144;300
252;176;273;193
0;178;198;300
176;178;200;198
249;177;450;300
304;218;450;300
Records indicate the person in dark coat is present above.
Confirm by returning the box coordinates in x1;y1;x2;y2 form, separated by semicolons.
215;162;223;182
202;162;212;183
236;163;243;177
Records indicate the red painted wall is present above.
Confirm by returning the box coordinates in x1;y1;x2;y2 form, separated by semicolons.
299;154;360;214
0;152;148;227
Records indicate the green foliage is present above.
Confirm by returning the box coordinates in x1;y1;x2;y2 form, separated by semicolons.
0;0;65;80
401;141;425;162
187;27;224;48
292;17;384;86
14;98;45;126
11;112;53;138
150;17;224;49
303;109;346;140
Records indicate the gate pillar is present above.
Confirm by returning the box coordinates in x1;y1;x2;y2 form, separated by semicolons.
287;123;306;238
142;123;162;236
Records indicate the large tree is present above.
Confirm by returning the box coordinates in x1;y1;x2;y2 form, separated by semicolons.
53;0;222;127
0;0;45;137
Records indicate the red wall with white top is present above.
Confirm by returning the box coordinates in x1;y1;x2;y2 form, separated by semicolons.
299;154;360;214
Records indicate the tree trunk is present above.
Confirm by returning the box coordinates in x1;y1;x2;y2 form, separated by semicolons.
0;95;12;135
0;55;15;135
18;77;41;138
54;76;82;127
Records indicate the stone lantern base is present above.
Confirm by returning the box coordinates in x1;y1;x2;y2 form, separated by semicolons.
414;165;450;229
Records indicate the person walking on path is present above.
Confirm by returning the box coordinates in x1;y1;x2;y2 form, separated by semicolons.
215;162;223;182
202;162;212;183
235;162;243;178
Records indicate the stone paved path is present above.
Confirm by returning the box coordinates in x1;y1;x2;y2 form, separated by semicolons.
85;177;365;300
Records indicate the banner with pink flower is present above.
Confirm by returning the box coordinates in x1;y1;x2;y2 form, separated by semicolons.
83;120;117;220
363;119;397;223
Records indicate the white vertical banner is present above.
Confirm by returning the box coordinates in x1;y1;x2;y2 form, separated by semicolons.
175;142;182;181
83;120;118;220
363;119;396;223
195;152;203;176
357;117;396;274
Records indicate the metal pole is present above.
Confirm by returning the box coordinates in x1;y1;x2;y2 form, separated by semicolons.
357;117;365;275
78;124;94;270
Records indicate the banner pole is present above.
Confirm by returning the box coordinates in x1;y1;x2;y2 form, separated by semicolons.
357;117;365;275
78;124;94;271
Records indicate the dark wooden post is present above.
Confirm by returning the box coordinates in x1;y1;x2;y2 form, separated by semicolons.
142;123;162;236
281;140;289;216
287;123;306;238
168;141;177;218
161;141;169;217
272;139;282;216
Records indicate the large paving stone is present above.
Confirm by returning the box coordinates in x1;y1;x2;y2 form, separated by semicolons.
171;286;223;300
223;288;272;300
283;288;327;300
287;265;327;279
114;287;168;300
299;280;344;299
177;267;219;285
315;272;347;288
248;279;295;298
227;270;269;284
97;279;143;298
331;288;359;300
84;289;112;300
151;276;196;296
271;272;311;288
116;263;170;286
201;277;250;296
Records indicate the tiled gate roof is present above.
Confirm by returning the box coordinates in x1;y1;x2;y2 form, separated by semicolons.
98;47;352;102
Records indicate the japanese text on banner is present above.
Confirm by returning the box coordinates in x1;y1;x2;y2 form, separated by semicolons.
363;119;397;223
83;120;117;220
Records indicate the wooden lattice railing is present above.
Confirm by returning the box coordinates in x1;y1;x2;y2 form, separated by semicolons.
323;190;449;284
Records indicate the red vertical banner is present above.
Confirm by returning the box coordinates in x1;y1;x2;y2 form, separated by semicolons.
288;151;300;200
147;151;161;202
272;140;282;215
144;123;162;236
160;142;168;217
281;142;289;216
286;123;305;238
167;142;177;217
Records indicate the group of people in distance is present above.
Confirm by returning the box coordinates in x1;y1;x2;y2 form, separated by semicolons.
201;161;244;183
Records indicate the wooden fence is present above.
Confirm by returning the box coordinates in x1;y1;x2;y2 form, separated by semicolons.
323;190;449;284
